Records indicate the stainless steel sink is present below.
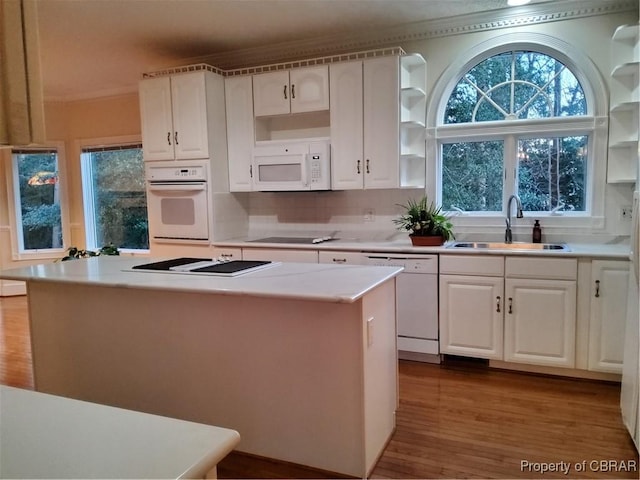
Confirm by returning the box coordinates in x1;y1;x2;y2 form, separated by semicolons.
447;241;570;251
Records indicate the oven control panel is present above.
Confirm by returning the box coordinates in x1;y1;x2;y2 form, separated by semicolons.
146;164;208;182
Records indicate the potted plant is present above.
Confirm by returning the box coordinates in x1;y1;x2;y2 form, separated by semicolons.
60;243;120;261
393;196;454;246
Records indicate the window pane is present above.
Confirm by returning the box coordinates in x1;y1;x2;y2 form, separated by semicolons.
13;150;63;251
445;51;586;124
517;136;587;212
441;141;504;212
85;147;149;250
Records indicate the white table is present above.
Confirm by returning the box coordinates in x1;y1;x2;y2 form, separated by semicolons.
0;386;240;479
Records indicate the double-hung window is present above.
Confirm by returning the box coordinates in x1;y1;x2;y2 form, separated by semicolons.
9;146;69;257
435;47;602;218
80;142;149;252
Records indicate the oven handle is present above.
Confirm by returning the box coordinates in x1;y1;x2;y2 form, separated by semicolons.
148;182;206;192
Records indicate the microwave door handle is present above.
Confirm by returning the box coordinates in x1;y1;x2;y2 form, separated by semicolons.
303;154;310;187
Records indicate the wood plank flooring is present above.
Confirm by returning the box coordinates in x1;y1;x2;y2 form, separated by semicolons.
1;295;637;479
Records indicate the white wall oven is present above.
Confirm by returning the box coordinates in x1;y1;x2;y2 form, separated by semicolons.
146;162;210;242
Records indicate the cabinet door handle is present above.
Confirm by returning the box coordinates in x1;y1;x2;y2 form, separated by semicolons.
291;84;295;99
595;279;600;298
496;296;501;313
249;165;253;178
333;258;347;263
357;159;361;174
174;131;179;145
366;159;370;173
167;132;172;146
508;297;513;314
283;85;288;100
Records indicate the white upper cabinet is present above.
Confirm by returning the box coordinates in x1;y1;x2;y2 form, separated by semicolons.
329;61;364;190
139;71;223;162
330;54;425;190
139;76;174;161
253;66;329;117
363;56;400;189
330;56;400;190
225;75;255;191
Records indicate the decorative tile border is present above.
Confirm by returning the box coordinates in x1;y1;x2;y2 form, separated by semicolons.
143;47;406;78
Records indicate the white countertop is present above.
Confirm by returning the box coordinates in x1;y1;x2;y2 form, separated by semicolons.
219;236;631;259
0;385;240;479
0;256;403;303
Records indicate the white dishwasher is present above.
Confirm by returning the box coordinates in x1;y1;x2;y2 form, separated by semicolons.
365;253;439;363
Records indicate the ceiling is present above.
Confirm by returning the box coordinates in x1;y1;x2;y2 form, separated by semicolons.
32;0;623;101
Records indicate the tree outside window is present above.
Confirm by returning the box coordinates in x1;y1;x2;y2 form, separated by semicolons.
81;144;149;251
12;149;64;251
440;50;588;214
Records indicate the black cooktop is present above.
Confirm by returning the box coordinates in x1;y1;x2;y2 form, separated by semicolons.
248;236;337;244
132;258;273;276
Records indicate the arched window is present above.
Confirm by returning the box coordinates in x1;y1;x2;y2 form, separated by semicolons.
445;51;586;123
430;35;607;221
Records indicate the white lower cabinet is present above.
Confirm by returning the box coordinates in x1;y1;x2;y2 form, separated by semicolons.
211;246;242;261
439;255;505;359
241;248;318;263
439;274;504;359
318;251;367;265
440;255;578;369
588;259;630;373
504;278;576;368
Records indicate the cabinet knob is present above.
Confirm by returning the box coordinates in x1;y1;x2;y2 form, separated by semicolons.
508;297;513;314
595;279;600;298
167;132;171;146
366;159;370;174
496;296;501;313
283;85;288;100
357;159;361;174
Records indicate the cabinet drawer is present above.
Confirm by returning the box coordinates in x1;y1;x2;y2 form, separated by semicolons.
440;255;504;276
506;257;577;280
318;251;366;265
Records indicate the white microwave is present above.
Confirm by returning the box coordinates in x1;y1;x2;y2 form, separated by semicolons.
252;140;331;191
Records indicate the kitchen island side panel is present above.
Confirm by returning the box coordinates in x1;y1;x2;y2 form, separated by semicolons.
25;280;397;477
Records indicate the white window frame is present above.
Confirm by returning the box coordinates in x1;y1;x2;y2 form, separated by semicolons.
426;32;608;232
78;135;149;254
4;141;71;260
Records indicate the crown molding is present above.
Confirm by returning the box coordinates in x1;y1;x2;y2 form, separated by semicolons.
196;0;638;70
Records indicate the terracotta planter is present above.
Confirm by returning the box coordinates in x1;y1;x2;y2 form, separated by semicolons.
409;235;445;247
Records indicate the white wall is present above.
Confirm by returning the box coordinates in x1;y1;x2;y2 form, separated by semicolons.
245;10;638;244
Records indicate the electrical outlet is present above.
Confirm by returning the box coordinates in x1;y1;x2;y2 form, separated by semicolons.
621;205;633;220
363;208;375;222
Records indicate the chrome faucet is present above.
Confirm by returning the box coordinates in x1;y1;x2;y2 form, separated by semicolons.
505;194;523;243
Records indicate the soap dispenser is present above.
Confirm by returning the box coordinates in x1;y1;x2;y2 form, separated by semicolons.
532;220;542;243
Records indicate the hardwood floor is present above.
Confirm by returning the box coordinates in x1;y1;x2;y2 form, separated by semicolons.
1;295;637;479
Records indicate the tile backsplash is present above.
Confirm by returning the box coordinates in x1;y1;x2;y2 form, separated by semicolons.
232;187;631;246
245;188;424;239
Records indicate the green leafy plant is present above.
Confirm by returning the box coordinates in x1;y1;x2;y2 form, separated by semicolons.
393;196;455;241
61;243;120;261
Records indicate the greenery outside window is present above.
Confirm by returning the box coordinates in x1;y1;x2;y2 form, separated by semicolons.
80;143;149;251
10;147;68;255
438;49;592;216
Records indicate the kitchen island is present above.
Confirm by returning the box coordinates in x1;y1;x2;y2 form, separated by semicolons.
0;256;402;478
